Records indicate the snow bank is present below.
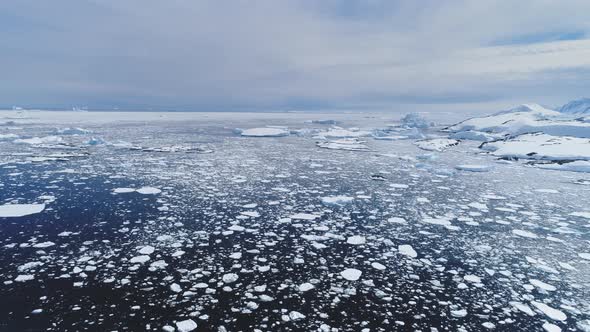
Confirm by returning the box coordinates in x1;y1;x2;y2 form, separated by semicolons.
446;103;590;138
559;98;590;115
537;160;590;173
481;133;590;161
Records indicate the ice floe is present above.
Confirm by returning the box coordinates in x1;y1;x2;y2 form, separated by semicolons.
240;128;289;137
0;203;45;217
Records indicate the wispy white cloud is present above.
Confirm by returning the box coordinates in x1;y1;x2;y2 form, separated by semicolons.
1;0;589;110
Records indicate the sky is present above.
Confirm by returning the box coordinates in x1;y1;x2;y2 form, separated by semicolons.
1;0;590;112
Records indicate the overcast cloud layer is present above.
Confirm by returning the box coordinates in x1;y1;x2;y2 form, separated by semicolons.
2;0;590;112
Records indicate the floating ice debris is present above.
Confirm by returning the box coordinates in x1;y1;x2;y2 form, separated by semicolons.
570;211;590;219
288;311;306;321
455;164;492;172
415;138;459;152
129;255;150;264
317;138;370;151
371;262;386;270
320;195;354;207
512;229;538;239
450;309;467;318
113;188;136;194
578;253;590;260
14;136;63;145
510;302;536;316
398;245;417;258
542;322;561;332
346;235;366;245
241;128;289;137
461;276;480;286
136;187;161;195
530;279;557;291
222;273;239;284
289;213;321;220
170;283;182;293
15;274;35;282
340;268;362;281
321;128;372;138
175;319;198;332
298;283;315;292
0;203;45;217
138;246;155;255
240;211;260;217
531;301;567;321
56;127;91;135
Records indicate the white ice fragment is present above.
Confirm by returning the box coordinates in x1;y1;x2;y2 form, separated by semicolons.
530;279;557;291
450;309;467;318
398;245;418;258
222;273;239;284
321;196;354;207
455;164;492;172
531;301;567;321
289;213;321;220
241;128;289;137
371;262;386;270
543;322;561;332
170;283;182;293
113;188;135;194
138;246;155;255
176;319;198;332
298;283;315;292
346;235;366;245
136;187;161;195
130;255;151;264
340;268;362;281
512;229;538;239
0;204;45;217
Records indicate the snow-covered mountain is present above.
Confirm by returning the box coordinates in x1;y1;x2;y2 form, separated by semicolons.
559;98;590;115
444;103;590;139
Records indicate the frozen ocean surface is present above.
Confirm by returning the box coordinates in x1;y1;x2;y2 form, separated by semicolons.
0;110;589;331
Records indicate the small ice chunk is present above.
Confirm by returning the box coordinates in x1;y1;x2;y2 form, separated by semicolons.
288;311;306;321
398;245;418;258
136;187;161;195
542;322;561;332
176;319;198;332
512;229;538;239
129;255;151;264
321;196;354;207
371;262;386;270
298;283;315;292
290;213;321;220
241;128;289;137
222;273;239;284
530;279;557;291
450;309;467;318
346;235;366;245
113;188;136;194
455;164;492;172
340;268;362;281
138;246;155;255
531;301;567;321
